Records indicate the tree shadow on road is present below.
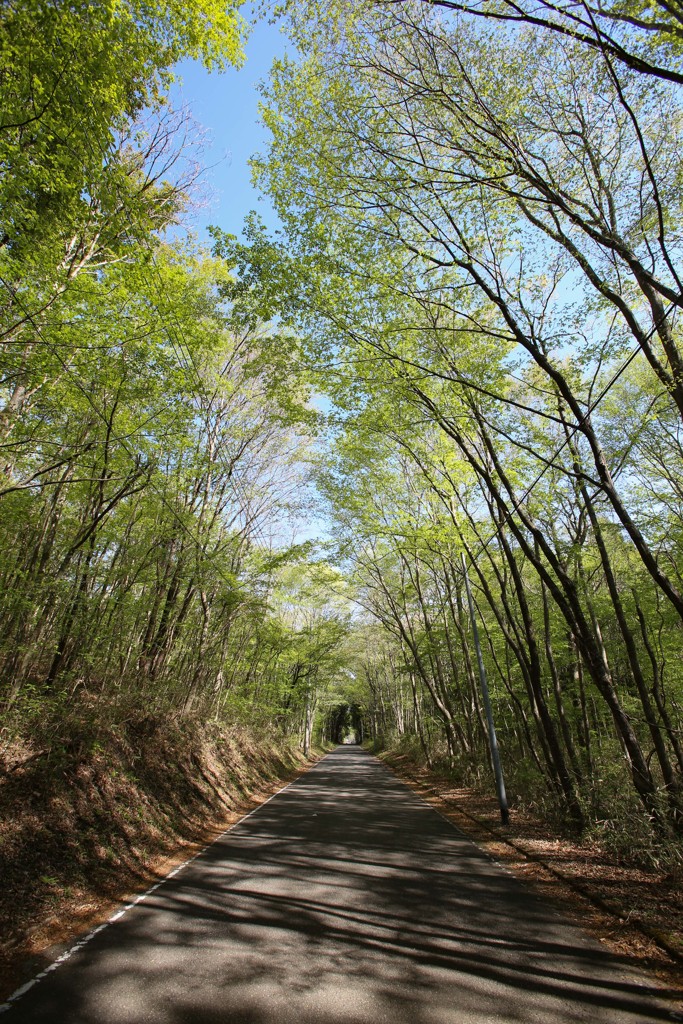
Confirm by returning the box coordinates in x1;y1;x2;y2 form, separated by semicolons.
5;748;680;1024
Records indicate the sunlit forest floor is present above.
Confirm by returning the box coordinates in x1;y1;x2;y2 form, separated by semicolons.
381;750;683;1006
0;716;319;1001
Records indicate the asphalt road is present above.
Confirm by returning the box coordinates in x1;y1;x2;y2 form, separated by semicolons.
1;746;677;1023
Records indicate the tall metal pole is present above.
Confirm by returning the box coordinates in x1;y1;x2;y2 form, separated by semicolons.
462;553;509;826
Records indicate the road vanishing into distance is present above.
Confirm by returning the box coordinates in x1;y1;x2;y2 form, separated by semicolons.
1;747;678;1023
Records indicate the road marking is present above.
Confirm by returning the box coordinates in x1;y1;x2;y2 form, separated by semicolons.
0;754;330;1017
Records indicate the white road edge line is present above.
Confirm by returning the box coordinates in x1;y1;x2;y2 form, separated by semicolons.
0;752;331;1016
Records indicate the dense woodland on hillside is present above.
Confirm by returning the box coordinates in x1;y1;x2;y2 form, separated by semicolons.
3;0;683;862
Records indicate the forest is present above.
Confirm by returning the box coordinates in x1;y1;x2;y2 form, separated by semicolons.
3;0;683;875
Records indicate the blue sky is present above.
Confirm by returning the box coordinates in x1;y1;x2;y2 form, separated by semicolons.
169;8;289;241
169;13;332;545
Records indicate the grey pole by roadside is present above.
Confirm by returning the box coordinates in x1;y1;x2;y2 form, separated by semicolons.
462;552;509;826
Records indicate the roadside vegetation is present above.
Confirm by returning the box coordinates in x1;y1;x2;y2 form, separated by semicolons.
0;0;352;752
228;0;683;859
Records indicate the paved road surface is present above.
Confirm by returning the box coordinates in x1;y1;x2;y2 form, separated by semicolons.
1;747;677;1023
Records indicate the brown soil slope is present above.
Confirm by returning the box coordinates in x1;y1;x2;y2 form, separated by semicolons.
0;715;317;1000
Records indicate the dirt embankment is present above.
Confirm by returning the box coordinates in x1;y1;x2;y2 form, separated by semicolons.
380;749;683;1008
0;715;318;1000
